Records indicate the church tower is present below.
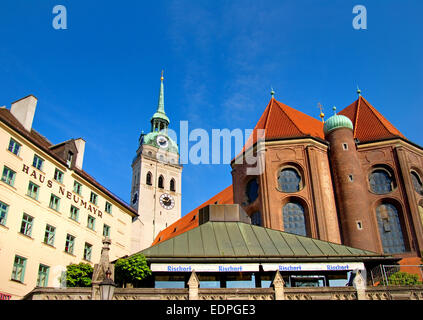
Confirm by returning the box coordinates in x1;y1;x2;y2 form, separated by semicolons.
130;72;182;253
324;107;379;252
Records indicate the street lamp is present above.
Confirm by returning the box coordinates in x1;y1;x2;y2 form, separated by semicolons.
99;268;116;300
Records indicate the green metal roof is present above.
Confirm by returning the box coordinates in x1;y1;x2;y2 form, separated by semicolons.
323;113;354;135
139;222;394;263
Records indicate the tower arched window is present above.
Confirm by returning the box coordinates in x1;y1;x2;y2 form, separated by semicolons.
282;202;307;236
170;179;176;192
411;171;423;195
376;203;406;254
158;175;164;189
251;211;262;226
246;179;259;204
146;172;152;186
278;168;302;193
369;169;394;194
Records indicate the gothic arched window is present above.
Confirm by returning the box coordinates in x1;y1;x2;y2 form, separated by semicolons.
146;172;152;186
411;171;423;195
278;168;302;193
246;179;259;203
369;169;394;194
282;202;307;236
251;211;262;226
158;175;164;189
170;179;176;192
376;203;406;254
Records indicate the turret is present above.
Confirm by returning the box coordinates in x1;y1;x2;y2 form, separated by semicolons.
325;107;379;252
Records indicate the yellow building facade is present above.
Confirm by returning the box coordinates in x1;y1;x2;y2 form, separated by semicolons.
0;95;137;300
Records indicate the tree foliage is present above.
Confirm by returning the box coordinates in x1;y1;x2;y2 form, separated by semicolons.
382;271;422;286
115;254;152;287
66;263;93;287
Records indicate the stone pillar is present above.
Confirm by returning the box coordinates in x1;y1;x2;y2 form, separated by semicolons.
353;270;367;300
272;270;285;300
188;270;199;300
91;237;115;300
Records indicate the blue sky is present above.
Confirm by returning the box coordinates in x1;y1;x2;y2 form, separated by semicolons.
0;0;422;215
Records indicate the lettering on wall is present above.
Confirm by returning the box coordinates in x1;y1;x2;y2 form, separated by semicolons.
22;163;103;218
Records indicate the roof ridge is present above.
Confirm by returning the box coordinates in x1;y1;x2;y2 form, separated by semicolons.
273;100;304;135
263;98;275;130
353;98;361;137
360;96;402;136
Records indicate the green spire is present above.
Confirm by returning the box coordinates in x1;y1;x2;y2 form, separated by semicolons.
157;70;165;113
151;70;169;131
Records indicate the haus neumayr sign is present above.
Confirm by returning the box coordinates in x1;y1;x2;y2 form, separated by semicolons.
22;163;104;218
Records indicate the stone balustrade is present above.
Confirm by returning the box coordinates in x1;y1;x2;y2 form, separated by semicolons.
23;285;423;300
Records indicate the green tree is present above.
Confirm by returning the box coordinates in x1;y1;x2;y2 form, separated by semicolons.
66;263;93;287
114;254;152;287
382;271;422;286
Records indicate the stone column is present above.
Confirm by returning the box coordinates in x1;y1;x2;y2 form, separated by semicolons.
188;270;199;300
91;237;115;300
272;270;285;300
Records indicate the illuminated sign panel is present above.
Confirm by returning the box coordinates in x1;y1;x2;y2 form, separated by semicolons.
150;262;365;272
151;263;260;272
261;262;365;272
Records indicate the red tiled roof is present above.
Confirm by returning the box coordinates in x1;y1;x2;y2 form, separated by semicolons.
151;185;234;246
238;96;405;158
238;98;325;156
338;96;404;142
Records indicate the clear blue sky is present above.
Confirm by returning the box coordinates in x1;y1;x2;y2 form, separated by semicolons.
1;1;422;215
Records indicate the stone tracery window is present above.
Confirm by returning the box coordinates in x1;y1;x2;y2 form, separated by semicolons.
278;168;302;193
282;202;307;236
376;203;406;254
411;171;423;195
369;168;394;194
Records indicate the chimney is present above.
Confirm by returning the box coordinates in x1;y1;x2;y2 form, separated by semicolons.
10;95;38;132
198;204;251;225
74;138;86;170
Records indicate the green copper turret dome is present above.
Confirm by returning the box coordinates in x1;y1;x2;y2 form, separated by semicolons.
142;131;179;154
323;113;354;135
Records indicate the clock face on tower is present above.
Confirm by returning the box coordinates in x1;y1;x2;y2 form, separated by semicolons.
156;135;169;149
159;193;175;210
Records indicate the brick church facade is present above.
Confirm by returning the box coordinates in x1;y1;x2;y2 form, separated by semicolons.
154;93;423;265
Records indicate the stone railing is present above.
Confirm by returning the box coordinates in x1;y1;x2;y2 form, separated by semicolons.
23;287;92;300
113;288;188;300
197;288;275;300
23;285;423;300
